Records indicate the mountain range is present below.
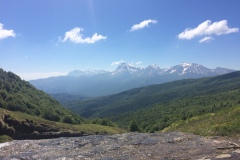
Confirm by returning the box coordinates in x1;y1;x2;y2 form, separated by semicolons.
30;62;235;97
67;62;234;77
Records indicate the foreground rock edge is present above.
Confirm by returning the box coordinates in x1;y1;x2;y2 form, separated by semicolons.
1;132;240;160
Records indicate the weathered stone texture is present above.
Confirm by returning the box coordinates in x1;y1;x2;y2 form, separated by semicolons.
1;132;240;160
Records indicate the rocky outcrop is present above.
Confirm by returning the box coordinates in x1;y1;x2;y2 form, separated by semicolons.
1;132;240;160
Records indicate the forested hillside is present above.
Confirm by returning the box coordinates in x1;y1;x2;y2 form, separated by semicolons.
66;71;240;132
0;68;84;124
0;68;125;141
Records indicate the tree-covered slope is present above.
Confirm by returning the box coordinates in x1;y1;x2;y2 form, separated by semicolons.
66;71;240;131
115;89;240;132
0;68;84;124
50;93;88;106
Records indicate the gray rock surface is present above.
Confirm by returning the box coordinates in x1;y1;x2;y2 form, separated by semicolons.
1;132;240;160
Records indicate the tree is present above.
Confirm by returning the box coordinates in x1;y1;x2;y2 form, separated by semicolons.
129;121;140;132
42;112;61;122
63;115;74;124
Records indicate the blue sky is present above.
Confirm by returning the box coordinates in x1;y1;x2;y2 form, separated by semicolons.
0;0;239;80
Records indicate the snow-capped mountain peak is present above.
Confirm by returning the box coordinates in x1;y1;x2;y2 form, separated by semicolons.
67;62;235;78
113;63;142;75
164;62;211;76
180;62;193;67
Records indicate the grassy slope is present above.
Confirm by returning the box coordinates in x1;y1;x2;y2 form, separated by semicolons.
0;108;125;142
163;104;240;136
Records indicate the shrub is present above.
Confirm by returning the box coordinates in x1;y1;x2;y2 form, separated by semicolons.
63;116;74;124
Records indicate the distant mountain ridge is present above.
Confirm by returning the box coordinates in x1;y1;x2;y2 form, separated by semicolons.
30;62;235;97
67;62;234;77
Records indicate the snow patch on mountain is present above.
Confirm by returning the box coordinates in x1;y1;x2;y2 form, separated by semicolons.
112;63;143;75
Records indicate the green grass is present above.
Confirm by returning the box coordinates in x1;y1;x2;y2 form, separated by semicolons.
163;105;240;136
14;110;124;134
0;108;126;142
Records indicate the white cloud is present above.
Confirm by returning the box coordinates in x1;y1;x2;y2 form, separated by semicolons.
61;27;106;44
18;72;68;81
178;20;239;40
135;61;142;65
0;23;16;40
111;60;143;66
111;60;125;66
130;19;157;32
199;36;214;43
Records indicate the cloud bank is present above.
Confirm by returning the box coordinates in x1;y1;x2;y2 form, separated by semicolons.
135;61;142;65
0;23;16;40
178;20;239;43
61;27;107;44
18;72;68;81
111;60;142;66
130;19;157;32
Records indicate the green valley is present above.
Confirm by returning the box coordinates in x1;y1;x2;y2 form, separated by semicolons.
66;71;240;134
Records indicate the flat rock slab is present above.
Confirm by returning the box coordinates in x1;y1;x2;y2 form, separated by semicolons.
0;132;240;160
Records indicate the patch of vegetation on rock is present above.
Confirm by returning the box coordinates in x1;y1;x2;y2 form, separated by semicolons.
0;135;12;143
